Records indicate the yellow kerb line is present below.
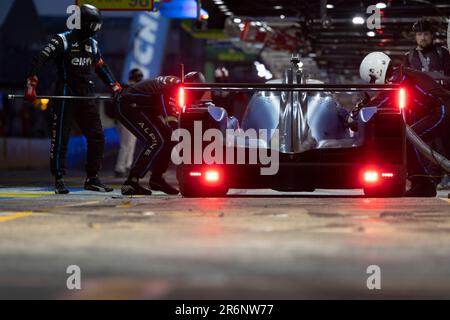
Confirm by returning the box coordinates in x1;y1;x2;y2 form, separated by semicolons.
0;212;33;223
0;192;54;198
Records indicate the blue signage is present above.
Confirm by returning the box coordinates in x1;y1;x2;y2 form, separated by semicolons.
121;11;170;82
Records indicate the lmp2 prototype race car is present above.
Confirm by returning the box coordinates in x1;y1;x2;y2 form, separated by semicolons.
175;59;407;198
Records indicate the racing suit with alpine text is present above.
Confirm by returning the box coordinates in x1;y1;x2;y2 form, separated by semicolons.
116;76;179;180
29;30;120;178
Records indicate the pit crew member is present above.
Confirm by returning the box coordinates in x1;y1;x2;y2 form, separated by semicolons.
116;72;206;196
359;51;450;197
25;4;122;194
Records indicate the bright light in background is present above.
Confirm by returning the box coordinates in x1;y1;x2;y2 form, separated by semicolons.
326;4;334;9
254;61;273;80
158;0;210;19
224;11;233;16
376;2;387;9
352;16;365;24
280;14;286;19
39;98;49;111
233;17;241;23
367;31;375;37
274;5;283;9
213;0;224;4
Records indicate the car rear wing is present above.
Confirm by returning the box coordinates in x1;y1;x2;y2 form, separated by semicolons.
180;83;401;92
178;83;406;111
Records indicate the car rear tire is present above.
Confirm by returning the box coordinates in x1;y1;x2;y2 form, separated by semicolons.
179;182;229;198
363;182;406;198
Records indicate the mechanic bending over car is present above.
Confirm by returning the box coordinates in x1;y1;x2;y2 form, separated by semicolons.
404;18;450;190
115;72;207;196
25;4;122;194
358;51;450;197
114;68;144;178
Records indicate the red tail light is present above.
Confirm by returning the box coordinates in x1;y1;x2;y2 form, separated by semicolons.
205;170;220;182
189;169;222;183
362;168;395;185
364;170;380;184
398;87;406;110
189;172;202;177
178;86;185;110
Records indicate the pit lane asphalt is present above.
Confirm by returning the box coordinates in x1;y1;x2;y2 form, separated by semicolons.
0;171;449;299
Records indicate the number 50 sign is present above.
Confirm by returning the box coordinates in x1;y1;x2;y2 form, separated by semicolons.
75;0;154;11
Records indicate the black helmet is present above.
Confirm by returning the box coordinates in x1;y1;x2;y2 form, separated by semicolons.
79;4;102;38
184;71;206;83
412;19;434;33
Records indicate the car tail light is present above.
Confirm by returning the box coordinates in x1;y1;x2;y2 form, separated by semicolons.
189;172;202;177
189;169;221;183
398;87;406;110
205;170;220;182
178;86;185;110
364;170;380;184
363;169;395;185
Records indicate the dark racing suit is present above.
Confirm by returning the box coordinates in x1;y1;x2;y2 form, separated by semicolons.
404;45;450;90
116;76;179;180
29;30;118;178
365;67;450;182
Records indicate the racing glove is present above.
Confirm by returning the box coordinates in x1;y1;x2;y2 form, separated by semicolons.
110;82;123;96
25;76;38;103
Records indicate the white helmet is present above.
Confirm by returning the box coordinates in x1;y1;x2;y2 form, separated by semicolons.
359;52;391;84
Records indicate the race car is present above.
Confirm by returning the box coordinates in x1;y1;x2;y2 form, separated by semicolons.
175;60;407;198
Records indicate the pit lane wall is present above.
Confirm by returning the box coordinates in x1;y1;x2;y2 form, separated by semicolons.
0;137;49;169
0;128;119;169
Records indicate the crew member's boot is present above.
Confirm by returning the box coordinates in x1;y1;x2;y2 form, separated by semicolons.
55;178;69;194
405;177;437;197
84;176;114;192
437;174;450;190
149;175;179;195
121;177;152;196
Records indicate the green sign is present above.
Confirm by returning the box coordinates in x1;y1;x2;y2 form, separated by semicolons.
76;0;154;11
206;47;257;62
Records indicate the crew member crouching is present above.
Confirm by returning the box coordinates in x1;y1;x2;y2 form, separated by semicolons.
116;72;206;196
